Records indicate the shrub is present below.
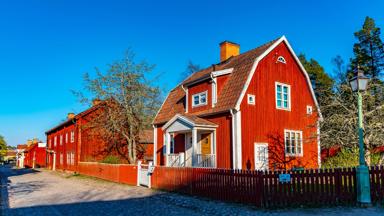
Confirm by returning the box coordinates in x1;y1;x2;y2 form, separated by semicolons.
322;147;382;168
100;155;120;164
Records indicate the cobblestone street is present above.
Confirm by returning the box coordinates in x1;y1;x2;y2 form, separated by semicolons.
0;165;383;216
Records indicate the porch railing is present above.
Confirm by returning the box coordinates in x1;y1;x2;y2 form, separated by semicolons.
167;153;185;167
196;154;216;168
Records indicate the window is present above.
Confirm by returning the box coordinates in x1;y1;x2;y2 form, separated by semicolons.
71;152;75;165
67;153;70;165
284;130;303;156
54;136;57;147
65;133;68;143
60;153;63;165
247;94;255;105
192;91;208;107
276;82;290;110
70;131;75;143
307;105;313;115
60;135;63;145
277;56;287;64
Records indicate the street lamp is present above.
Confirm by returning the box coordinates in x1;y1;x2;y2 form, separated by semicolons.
349;68;371;205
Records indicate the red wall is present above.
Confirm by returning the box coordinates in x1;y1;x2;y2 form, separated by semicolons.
240;42;319;170
24;144;46;168
46;123;77;171
188;80;212;113
77;162;137;185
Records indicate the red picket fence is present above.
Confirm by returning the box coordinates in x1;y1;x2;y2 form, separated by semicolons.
151;166;384;207
370;166;384;203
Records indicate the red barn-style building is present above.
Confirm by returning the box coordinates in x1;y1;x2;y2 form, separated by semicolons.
153;36;322;170
46;101;154;171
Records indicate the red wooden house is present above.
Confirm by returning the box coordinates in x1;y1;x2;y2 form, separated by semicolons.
153;36;322;170
23;141;47;168
46;100;154;171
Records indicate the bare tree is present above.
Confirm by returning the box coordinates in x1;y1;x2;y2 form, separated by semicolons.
75;50;161;164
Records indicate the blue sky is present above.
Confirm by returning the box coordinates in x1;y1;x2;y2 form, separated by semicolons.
0;0;383;146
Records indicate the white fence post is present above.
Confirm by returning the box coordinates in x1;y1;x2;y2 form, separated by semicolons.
148;161;153;188
137;160;142;186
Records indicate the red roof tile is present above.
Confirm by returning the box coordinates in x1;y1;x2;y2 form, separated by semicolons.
154;38;279;125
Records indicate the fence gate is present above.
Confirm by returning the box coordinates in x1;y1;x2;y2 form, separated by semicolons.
138;161;153;188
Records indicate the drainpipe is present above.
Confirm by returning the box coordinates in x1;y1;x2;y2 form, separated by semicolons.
210;73;217;107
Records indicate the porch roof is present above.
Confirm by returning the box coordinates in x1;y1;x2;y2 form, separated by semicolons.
162;114;217;131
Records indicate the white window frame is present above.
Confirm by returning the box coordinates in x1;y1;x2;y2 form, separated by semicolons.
65;133;68;143
192;91;208;107
254;143;268;170
277;56;287;64
70;131;75;143
60;135;63;145
54;136;57;147
284;129;303;157
306;105;313;115
275;82;291;111
247;94;255;105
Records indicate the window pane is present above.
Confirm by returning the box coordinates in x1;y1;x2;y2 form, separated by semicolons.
283;86;288;93
277;100;282;107
285;132;290;153
297;133;302;154
291;133;296;154
284;101;288;108
283;93;288;100
200;93;206;103
194;96;199;105
277;85;282;92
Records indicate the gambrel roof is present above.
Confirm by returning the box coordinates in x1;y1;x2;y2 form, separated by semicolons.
153;36;321;125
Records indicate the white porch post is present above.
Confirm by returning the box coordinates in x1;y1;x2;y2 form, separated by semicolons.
212;130;217;168
165;132;171;166
192;128;198;166
53;152;56;171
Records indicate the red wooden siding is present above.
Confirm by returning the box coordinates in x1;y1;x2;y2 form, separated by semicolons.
240;42;319;170
188;80;212;113
156;126;164;166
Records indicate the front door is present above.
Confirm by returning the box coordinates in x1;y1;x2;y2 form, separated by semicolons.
254;143;268;170
200;133;211;155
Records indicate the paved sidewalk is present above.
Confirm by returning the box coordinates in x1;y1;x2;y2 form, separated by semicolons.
1;165;383;216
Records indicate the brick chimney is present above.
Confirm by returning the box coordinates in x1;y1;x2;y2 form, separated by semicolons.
92;99;102;106
67;113;75;119
220;41;240;62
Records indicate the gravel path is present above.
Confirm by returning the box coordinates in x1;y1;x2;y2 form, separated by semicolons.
0;165;383;216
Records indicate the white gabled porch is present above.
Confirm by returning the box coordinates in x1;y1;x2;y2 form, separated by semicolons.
162;114;217;168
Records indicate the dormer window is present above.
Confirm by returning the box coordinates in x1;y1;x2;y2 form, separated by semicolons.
247;94;255;105
192;91;208;107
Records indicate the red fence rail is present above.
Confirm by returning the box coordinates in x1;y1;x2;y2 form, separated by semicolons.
151;166;384;207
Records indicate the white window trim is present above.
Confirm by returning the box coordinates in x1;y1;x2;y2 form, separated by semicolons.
277;56;287;64
284;129;303;157
70;131;75;143
192;91;208;107
54;136;57;147
254;143;268;170
65;133;68;143
306;105;313;115
60;135;63;145
247;94;255;105
275;82;291;111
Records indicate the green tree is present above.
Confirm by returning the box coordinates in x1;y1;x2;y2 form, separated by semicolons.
76;49;161;164
350;16;384;79
298;54;334;106
0;135;7;158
